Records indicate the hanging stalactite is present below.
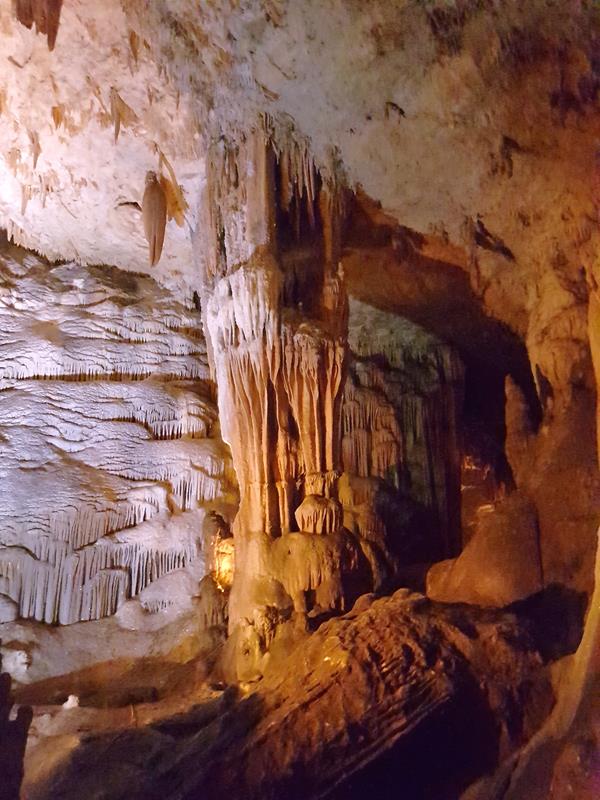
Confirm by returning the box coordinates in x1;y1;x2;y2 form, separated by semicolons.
14;0;63;51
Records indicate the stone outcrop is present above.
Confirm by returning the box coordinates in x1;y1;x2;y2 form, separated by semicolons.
427;493;543;607
503;376;600;595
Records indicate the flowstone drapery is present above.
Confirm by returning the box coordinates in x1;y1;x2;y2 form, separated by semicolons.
0;249;235;624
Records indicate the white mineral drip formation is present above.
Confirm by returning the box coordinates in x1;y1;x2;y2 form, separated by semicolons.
0;247;234;624
295;495;343;536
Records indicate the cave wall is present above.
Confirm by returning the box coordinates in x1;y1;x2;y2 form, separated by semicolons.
0;242;235;624
0;5;597;798
0;0;202;288
342;299;464;568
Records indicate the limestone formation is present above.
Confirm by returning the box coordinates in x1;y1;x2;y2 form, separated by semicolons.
0;3;598;799
199;125;358;661
343;299;464;564
0;245;234;624
426;494;544;607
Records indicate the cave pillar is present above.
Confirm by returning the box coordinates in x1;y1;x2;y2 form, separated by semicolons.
201;126;352;647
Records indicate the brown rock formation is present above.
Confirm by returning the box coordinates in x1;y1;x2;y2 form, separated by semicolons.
427;494;543;607
22;590;569;800
197;126;370;676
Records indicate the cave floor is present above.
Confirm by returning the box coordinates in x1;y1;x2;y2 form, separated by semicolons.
3;586;587;800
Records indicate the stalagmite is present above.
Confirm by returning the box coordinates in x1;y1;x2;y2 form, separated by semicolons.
270;530;362;614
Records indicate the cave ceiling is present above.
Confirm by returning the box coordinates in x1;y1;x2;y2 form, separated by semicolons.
0;0;598;307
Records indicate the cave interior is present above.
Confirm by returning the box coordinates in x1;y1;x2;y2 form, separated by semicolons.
0;2;599;800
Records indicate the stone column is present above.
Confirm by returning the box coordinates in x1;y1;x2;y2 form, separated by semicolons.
199;127;360;673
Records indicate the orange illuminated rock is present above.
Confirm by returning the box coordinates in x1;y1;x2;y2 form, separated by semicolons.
426;494;543;607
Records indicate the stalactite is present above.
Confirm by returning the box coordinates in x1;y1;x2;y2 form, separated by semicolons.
14;0;63;51
274;135;318;227
281;318;347;494
0;533;198;624
206;262;284;535
0;255;210;383
110;88;138;144
157;149;189;227
295;495;343;535
142;170;167;266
